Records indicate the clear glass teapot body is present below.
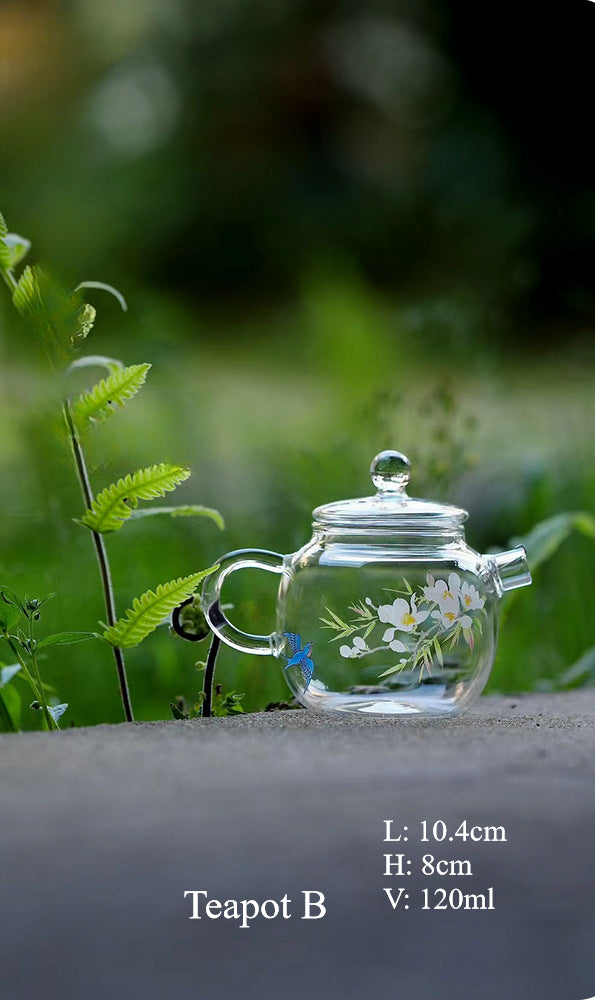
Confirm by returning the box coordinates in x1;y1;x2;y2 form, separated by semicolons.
202;452;531;718
275;530;498;716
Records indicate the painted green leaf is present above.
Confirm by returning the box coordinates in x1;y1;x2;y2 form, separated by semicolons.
80;464;191;533
103;567;217;648
378;663;404;679
72;363;151;429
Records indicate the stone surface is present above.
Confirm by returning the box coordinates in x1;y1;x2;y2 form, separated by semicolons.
1;692;595;1000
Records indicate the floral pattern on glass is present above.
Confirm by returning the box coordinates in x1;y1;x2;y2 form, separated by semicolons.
320;572;487;679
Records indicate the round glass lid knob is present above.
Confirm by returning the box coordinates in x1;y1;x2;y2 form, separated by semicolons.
370;450;411;493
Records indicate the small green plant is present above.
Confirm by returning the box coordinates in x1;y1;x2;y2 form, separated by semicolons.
0;587;95;731
171;684;245;720
0;211;221;725
170;600;226;717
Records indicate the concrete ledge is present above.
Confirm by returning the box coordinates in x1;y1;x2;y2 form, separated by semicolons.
2;692;595;1000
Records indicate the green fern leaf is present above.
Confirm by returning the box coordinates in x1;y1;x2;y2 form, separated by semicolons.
103;568;217;648
72;363;151;429
127;504;224;530
12;266;92;363
80;463;191;533
12;265;43;322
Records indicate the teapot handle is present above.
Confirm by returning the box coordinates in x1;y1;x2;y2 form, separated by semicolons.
201;549;285;655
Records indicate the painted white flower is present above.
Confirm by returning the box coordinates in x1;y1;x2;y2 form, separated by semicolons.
378;595;430;633
459;581;485;612
339;635;368;658
423;573;462;610
380;628;408;653
431;608;472;631
389;640;408;654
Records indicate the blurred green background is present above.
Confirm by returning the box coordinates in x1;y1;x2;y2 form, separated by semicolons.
1;0;594;727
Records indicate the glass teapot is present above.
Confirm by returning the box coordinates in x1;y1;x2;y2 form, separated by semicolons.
202;451;531;717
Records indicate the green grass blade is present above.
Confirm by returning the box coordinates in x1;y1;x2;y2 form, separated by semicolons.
511;511;595;574
0;688;18;732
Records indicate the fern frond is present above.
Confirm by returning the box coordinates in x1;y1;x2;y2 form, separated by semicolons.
80;463;190;533
103;568;217;647
12;266;92;363
127;504;224;530
72;363;151;429
12;265;43;323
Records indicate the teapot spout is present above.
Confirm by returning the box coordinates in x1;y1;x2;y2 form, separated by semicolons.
491;545;532;594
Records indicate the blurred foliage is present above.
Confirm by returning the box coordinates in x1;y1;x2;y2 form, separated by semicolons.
0;0;594;726
0;0;594;340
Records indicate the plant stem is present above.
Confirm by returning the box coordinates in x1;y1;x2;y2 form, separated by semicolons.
3;634;57;731
26;614;57;728
2;268;133;721
63;402;134;722
201;630;221;718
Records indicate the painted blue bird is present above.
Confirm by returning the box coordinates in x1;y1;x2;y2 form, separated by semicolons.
282;632;314;690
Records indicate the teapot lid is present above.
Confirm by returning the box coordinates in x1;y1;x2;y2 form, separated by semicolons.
312;450;468;532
